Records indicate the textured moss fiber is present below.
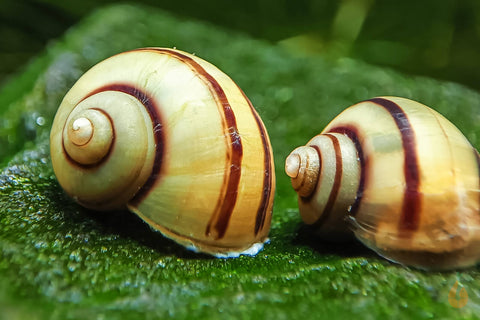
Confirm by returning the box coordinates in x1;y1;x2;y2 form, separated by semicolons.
1;4;480;320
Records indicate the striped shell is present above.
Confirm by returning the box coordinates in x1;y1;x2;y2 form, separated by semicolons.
50;48;275;257
285;97;480;270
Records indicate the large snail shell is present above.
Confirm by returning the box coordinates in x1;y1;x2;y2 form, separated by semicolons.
50;48;275;257
285;97;480;270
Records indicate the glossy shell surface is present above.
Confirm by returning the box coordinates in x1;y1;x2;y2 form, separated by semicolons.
286;96;480;270
50;48;275;257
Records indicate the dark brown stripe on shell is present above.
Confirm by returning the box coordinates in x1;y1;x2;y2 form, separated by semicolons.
142;48;243;240
310;134;343;228
328;126;364;216
238;90;274;235
61;108;116;170
80;84;164;205
368;97;421;231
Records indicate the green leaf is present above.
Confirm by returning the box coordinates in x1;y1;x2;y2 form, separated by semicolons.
1;4;479;319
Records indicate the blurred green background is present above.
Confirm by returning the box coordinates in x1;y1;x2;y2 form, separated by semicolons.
1;0;480;91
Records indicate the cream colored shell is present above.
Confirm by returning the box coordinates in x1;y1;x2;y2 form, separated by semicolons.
50;48;275;257
285;96;480;270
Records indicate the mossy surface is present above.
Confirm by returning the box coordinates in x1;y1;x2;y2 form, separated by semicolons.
0;4;479;319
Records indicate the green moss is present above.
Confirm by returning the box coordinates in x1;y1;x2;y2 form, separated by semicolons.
1;4;480;319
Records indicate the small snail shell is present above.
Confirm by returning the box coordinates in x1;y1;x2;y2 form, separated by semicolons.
50;48;275;257
285;97;480;270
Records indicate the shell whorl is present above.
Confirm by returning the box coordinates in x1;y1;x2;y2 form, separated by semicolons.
286;96;480;269
285;145;320;198
285;133;360;239
50;48;275;256
53;88;158;210
64;110;113;165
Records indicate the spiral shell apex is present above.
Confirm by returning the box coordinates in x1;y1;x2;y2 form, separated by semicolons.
50;48;275;257
285;96;480;270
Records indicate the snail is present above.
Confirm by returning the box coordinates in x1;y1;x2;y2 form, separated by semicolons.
285;96;480;270
50;48;275;257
